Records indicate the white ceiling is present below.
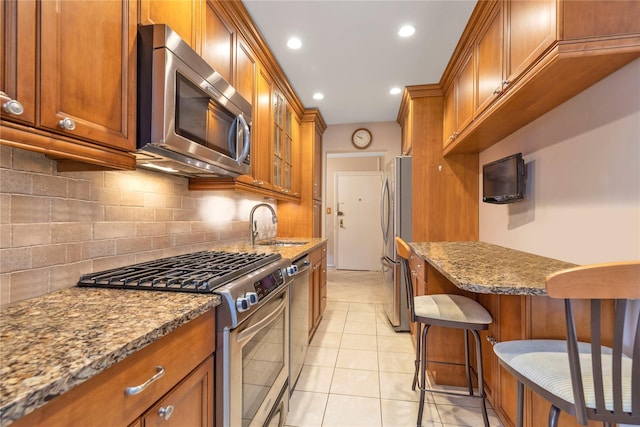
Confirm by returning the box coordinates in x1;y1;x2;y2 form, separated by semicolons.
242;0;477;125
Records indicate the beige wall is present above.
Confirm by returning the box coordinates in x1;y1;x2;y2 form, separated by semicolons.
0;147;275;305
479;58;640;265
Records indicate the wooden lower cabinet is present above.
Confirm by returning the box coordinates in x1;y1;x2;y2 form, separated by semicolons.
141;356;213;427
308;243;327;341
11;310;215;427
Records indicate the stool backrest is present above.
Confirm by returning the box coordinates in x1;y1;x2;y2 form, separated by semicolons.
395;237;416;322
545;261;640;425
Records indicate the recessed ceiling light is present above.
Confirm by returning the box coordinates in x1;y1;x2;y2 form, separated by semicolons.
389;87;402;95
287;37;302;49
398;25;415;38
313;92;324;100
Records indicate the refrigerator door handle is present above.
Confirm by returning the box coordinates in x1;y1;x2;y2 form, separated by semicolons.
380;176;390;245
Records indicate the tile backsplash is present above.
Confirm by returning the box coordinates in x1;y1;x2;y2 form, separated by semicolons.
0;146;275;305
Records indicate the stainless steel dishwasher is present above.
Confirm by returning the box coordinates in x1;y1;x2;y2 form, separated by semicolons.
288;254;310;393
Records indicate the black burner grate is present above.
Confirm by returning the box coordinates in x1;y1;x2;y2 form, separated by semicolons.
77;251;282;293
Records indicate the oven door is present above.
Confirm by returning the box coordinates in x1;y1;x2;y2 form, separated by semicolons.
220;287;289;427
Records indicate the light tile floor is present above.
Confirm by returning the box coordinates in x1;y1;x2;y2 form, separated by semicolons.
285;269;504;427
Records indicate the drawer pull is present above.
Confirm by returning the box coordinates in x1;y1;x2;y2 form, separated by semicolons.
125;366;165;396
486;335;497;346
58;117;76;131
159;405;175;420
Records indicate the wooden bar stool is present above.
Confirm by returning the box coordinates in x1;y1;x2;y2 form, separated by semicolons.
395;237;492;427
494;261;640;427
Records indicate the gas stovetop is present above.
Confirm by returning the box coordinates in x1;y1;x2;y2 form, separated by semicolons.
77;251;282;293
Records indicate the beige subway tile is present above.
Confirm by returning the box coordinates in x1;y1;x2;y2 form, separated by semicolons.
10;268;50;302
91;187;120;205
144;192;165;208
51;223;92;243
134;250;164;264
67;243;83;263
51;199;102;223
11;194;50;223
31;244;67;268
0;273;11;305
1;168;32;194
132;207;155;221
94;222;136;239
136;222;165;237
0;224;10;249
219;229;246;240
174;233;205;246
82;240;116;259
152;236;172;249
0;194;10;224
91;254;136;272
166;221;191;234
173;209;197;221
191;221;211;233
181;197;197;210
32;174;68;197
0;247;31;273
50;261;92;291
12;223;51;247
12;148;53;174
116;237;153;255
155;208;173;221
204;232;220;242
165;195;181;209
119;189;144;207
0;146;12;168
104;205;133;221
67;179;92;200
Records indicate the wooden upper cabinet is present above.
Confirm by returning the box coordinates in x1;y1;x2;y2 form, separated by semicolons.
138;0;201;50
235;36;256;106
505;0;557;85
39;0;136;151
442;49;473;147
562;0;640;40
475;3;504;115
1;0;36;126
202;1;233;83
252;65;274;189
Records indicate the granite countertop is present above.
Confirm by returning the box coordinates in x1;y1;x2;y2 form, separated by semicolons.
409;241;576;296
0;237;326;426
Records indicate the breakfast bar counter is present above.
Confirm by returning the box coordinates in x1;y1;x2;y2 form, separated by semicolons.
409;241;576;296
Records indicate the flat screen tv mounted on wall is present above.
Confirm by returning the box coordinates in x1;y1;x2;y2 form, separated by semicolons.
482;153;525;204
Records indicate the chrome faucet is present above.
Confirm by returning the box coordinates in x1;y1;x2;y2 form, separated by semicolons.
249;203;278;246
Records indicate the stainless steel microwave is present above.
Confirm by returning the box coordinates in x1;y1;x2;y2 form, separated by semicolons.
136;24;251;177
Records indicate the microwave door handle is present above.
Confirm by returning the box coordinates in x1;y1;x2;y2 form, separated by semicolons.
236;113;250;164
227;116;238;158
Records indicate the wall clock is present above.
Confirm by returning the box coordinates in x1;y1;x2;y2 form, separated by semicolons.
351;128;372;149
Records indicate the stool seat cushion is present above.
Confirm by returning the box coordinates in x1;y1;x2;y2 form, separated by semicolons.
414;294;492;329
494;339;633;413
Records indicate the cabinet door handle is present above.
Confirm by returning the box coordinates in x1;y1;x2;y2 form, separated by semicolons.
124;366;165;396
486;335;497;346
58;117;76;131
159;405;175;420
1;93;24;115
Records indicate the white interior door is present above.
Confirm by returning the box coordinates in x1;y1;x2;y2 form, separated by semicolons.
335;172;383;271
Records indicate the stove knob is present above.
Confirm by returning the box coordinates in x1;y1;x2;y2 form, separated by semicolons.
286;265;299;276
236;296;250;312
245;292;259;306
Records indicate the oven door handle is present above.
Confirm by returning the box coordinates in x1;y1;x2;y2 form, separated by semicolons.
236;294;287;343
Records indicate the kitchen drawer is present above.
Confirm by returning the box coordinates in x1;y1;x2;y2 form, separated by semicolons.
12;310;215;427
309;244;324;265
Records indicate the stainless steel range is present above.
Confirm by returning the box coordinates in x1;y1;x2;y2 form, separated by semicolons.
78;249;295;427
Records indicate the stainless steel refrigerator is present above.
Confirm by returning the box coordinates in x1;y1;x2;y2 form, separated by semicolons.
380;156;412;332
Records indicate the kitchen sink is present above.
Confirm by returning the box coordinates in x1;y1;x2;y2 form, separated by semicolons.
256;240;309;247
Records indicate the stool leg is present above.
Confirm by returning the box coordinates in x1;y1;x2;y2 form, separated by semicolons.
516;381;524;427
471;329;489;427
417;324;430;427
548;405;560;427
464;330;473;396
412;322;421;391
